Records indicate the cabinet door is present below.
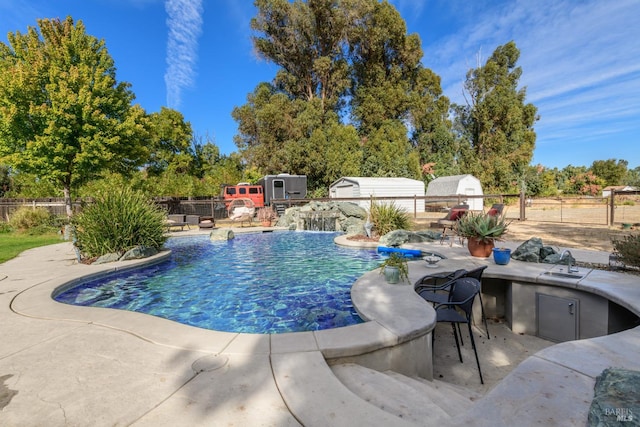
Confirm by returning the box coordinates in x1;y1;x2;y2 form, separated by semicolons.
536;293;579;342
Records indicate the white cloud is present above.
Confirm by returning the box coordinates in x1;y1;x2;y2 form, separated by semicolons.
164;0;203;109
420;0;640;167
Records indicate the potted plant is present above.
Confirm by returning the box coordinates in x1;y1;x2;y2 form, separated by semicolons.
256;206;277;227
379;252;409;284
456;211;510;257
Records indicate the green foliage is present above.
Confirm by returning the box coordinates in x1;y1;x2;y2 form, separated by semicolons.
453;41;538;193
236;0;450;193
590;159;628;187
72;188;167;258
0;17;149;216
8;207;54;230
146;107;194;176
568;170;604;196
456;211;510;243
369;200;411;237
378;252;409;283
3;172;61;198
0;221;12;233
625;166;640;187
612;234;640;268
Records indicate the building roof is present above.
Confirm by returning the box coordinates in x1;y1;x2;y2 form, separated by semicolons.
426;174;480;196
330;177;424;187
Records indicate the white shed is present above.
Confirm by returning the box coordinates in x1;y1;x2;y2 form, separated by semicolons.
426;174;484;211
329;177;425;213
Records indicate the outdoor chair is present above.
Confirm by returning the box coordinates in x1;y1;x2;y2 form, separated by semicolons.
415;266;490;339
165;214;188;232
460;266;490;339
433;277;484;384
438;204;469;246
487;203;504;216
414;269;467;304
198;216;215;229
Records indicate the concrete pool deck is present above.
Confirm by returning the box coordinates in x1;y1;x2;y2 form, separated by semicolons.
1;228;639;426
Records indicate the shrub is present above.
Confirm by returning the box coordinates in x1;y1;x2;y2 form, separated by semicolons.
369;200;411;237
612;234;640;268
8;207;54;231
0;221;12;233
72;188;167;258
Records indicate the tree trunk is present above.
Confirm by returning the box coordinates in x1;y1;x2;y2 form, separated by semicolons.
63;185;73;218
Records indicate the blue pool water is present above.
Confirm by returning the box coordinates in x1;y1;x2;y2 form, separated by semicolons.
54;232;385;334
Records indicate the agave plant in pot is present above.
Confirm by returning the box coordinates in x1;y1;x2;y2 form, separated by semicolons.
456;211;510;257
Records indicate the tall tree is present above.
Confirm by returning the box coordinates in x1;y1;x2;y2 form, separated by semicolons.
590;158;628;187
0;17;148;216
252;0;351;114
453;41;538;192
237;0;445;188
146;107;193;176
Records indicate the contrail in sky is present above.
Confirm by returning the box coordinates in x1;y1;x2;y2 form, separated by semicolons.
164;0;203;109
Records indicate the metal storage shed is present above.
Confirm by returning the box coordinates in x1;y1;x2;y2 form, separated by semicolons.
425;174;484;211
329;177;425;213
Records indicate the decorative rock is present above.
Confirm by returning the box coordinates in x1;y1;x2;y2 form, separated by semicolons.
275;202;368;234
334;202;367;219
93;253;122;265
588;367;640;426
511;237;576;264
379;230;441;247
210;229;234;241
120;246;158;261
342;216;366;235
511;237;544;262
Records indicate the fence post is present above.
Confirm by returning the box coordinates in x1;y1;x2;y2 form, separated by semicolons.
414;195;417;219
610;191;615;225
519;189;526;221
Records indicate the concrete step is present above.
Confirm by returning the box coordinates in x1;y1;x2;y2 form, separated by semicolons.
331;363;453;425
384;371;482;416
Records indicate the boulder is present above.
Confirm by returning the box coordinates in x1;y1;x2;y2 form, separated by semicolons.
120;246;158;261
511;237;576;264
379;230;441;247
335;202;367;219
342;216;366;235
511;237;544;262
210;229;235;241
93;253;122;265
588;368;640;426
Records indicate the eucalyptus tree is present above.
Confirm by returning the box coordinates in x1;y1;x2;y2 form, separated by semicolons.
0;17;148;216
453;41;538;192
237;0;450;188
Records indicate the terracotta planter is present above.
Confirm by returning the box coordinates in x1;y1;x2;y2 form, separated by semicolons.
467;238;495;258
260;220;272;227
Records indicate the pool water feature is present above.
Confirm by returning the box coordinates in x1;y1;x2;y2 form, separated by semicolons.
54;232;385;334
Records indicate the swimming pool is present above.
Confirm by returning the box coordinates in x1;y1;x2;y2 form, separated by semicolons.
54;232;384;334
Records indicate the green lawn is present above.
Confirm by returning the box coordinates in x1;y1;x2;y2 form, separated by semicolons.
0;233;63;264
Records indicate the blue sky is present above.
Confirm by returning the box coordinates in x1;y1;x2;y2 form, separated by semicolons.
1;0;638;170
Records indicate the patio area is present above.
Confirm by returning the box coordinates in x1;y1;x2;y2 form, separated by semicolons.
1;229;639;426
